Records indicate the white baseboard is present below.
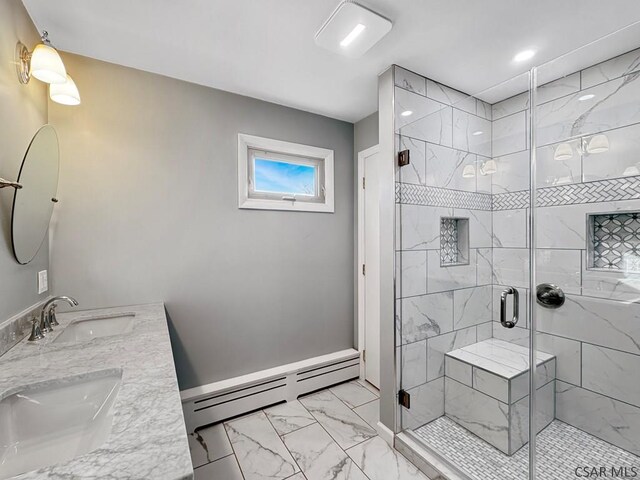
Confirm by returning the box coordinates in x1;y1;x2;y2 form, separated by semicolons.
376;420;395;446
181;349;360;432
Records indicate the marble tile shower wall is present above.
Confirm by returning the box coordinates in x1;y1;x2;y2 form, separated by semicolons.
395;48;640;454
394;66;494;430
491;47;640;456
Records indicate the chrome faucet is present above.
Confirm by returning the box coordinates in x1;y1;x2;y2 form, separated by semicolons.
41;296;79;332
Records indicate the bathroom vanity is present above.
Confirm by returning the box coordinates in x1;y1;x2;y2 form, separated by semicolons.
0;303;193;479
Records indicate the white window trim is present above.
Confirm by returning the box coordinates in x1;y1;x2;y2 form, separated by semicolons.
238;133;335;213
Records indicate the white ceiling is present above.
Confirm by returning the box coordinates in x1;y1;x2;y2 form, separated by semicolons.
21;0;640;122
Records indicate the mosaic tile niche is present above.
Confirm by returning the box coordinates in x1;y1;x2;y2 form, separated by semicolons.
440;217;469;266
589;212;640;272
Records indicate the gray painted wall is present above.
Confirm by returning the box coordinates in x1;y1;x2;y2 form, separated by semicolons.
48;53;355;390
0;0;49;322
354;112;379;155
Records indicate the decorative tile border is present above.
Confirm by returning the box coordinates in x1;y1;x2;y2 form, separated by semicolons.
538;176;640;207
491;177;640;211
492;190;529;210
396;183;492;210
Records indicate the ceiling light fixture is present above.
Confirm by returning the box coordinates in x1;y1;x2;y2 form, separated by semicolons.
340;23;366;47
401;110;413;117
553;143;574;161
50;74;81;106
15;31;67;84
579;94;595;101
472;130;483;136
513;49;536;63
315;1;392;58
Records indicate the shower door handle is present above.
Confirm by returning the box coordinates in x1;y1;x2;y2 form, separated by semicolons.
500;287;519;329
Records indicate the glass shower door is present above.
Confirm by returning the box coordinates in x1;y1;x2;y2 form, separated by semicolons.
531;23;640;479
392;20;640;480
393;65;533;480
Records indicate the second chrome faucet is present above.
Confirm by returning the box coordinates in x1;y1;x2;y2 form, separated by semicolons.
29;295;79;341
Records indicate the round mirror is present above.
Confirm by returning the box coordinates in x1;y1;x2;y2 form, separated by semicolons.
11;125;60;265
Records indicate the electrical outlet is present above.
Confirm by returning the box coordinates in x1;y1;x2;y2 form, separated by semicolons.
38;270;48;294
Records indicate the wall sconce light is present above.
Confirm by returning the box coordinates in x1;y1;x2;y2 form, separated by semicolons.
462;159;497;179
16;31;80;106
586;134;610;154
16;31;66;84
553;143;574;161
50;74;81;105
462;164;476;178
479;159;497;176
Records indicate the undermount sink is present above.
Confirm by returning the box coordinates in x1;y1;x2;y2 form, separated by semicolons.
53;313;135;344
0;370;122;479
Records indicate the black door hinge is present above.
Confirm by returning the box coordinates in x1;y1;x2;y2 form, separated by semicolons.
399;389;410;409
398;149;410;167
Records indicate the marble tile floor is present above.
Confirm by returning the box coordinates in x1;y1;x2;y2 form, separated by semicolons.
413;416;640;480
188;379;433;480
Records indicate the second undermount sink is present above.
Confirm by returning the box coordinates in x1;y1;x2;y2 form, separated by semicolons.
53;313;135;344
0;370;122;479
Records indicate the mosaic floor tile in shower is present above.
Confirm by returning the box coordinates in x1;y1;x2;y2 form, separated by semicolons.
413;417;640;480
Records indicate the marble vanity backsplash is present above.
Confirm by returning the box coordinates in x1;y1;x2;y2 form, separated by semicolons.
0;300;45;358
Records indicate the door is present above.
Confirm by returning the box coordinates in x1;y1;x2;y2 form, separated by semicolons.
359;145;381;388
531;33;640;478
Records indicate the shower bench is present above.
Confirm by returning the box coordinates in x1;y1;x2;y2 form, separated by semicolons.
444;338;556;455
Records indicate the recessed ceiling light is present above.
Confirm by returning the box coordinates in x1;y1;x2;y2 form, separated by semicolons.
340;23;366;47
513;49;536;63
315;1;392;58
579;94;595;101
401;110;413;117
472;130;483;136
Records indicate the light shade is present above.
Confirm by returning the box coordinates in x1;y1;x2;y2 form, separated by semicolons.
554;143;574;161
50;74;81;106
462;164;476;178
315;1;392;58
30;43;66;84
480;159;497;175
587;134;610;154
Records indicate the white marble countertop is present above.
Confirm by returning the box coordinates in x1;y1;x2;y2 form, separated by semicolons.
0;303;193;480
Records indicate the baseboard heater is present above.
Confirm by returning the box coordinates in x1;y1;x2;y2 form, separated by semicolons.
180;348;360;432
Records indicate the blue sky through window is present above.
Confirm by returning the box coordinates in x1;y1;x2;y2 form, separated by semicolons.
254;158;316;196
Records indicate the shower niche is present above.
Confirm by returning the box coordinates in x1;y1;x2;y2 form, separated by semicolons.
588;212;640;272
440;217;469;266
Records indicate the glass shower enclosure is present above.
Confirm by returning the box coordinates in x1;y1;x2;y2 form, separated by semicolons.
392;22;640;480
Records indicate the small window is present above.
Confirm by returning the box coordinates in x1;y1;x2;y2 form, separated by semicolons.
238;134;334;212
249;149;324;203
